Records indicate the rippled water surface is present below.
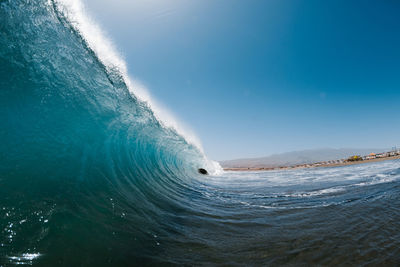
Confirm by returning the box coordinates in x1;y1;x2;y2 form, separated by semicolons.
163;160;400;266
5;160;400;265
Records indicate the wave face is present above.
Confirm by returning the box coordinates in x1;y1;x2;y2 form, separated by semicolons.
0;0;217;265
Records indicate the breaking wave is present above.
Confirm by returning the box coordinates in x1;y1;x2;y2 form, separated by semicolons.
0;0;220;264
2;0;400;266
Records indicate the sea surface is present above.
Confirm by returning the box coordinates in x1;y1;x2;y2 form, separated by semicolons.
2;0;400;266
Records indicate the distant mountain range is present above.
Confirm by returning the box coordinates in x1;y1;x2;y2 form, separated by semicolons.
219;148;387;168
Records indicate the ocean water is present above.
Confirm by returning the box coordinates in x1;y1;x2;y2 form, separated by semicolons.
2;0;400;266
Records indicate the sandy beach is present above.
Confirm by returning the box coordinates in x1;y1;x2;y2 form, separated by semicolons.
224;155;400;172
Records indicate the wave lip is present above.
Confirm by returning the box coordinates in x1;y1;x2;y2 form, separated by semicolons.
52;0;222;174
53;0;206;153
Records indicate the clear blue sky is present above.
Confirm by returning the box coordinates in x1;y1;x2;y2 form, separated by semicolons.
83;0;400;160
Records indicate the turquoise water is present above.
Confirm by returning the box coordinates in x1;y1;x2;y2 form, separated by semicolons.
1;0;213;264
2;0;400;265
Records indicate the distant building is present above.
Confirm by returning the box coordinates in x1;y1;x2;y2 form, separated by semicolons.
365;153;376;160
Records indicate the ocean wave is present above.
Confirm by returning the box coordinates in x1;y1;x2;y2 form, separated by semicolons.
0;0;218;264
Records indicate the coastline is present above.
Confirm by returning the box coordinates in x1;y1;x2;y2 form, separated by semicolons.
223;155;400;172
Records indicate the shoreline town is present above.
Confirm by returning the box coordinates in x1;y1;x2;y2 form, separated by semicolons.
224;149;400;172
